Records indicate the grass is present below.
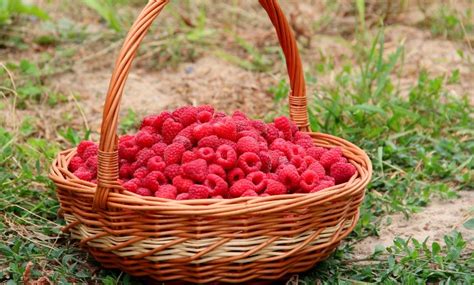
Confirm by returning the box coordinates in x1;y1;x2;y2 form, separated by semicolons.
0;1;473;284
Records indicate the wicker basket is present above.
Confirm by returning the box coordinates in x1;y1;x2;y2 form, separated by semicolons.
49;0;372;283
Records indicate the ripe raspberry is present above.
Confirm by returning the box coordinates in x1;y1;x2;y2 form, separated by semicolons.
330;162;356;184
290;155;307;174
85;156;98;175
308;161;326;178
294;132;312;141
339;157;348;163
136;148;155;166
197;110;212;123
119;162;135;179
229;179;255;198
274;116;293;140
119;140;140;161
152;111;172;133
122;179;139;193
196;147;216;163
140;114;158;129
276;165;300;189
285;144;306;160
310;179;335;193
147;156;166;172
136;188;153;196
213;118;237;141
181;150;198;164
320;147;343;170
216;144;237;169
136;130;157;148
232;110;248;120
69;156;84;172
154;184;178;199
265;123;279;144
176;193;190;200
172;106;197;127
236;136;260;154
237;130;260;140
266;173;278;180
260;193;271;197
238;152;262;174
77;141;95;157
181;159;208;182
164;164;182;180
264;179;287;195
74;167;92;181
142;171;166;191
82;145;98;160
212;195;224;199
219;139;237;149
268;150;285;171
164;143;186;165
140;126;156;134
227;167;245;185
204;174;228;197
251;120;267;136
176;123;197;142
208;164;226;180
197;135;221;150
196;105;215;114
235;120;252;132
270;138;288;153
299;170;320;193
241;190;258;197
192;123;214;140
162;118;183;144
303;155;316;166
188;185;210;199
151;142;167;157
172;176;194;194
246;171;266;193
133;167;149;179
213;111;226;119
173;136;192;150
307;147;327;160
258;151;272;173
295;139;314;150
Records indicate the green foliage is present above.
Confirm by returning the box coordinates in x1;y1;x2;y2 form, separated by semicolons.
420;5;474;40
81;0;124;32
0;0;48;26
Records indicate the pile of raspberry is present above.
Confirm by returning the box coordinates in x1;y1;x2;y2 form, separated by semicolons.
69;105;356;200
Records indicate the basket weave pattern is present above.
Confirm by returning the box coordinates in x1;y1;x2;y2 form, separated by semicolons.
49;0;372;283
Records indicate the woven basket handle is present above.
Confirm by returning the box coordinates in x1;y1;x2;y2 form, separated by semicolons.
93;0;308;209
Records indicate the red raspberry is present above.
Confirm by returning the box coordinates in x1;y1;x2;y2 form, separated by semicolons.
182;150;198;164
192;123;214;140
276;165;300;189
119;162;134;179
85;156;98;175
154;184;178;199
196;147;216;163
213;118;237;141
213;111;226;119
295;139;314;150
300;170;320;193
137;188;153;196
330;162;356;184
188;185;210;199
232;110;248;120
204;174;228;197
260;193;271;197
140;126;156;134
164;143;186;165
251;120;267;136
181;159;208;182
133;167;149;179
172;176;194;194
266;173;278;180
136;148;155;166
274;116;293;140
236;136;260;154
173;136;192;150
246;171;266;193
176;123;197;142
219;139;237;149
294;132;312;141
265;123;279;144
227;167;245;185
310;179;335;193
216;144;237;169
176;193;190;200
229;179;255;198
82;145;98;160
290;155;307;174
235;120;252;132
142;171;166;191
119;140;140;161
264;179;287;195
151;142;167;157
307;147;327;160
212;195;224;199
196;105;215;114
152;111;172;133
140;114;158;129
73;167;92;181
136;131;157;148
162;118;183;144
238;152;262;174
197;135;221;150
308;161;326;178
77;141;95;158
285;144;306;160
258;152;272;173
164;164;182;180
237;130;260;140
147;156;166;172
303;155;316;166
122;179;139;193
339;157;348;163
208;164;226;180
172;106;197;127
270;138;288;153
320;147;343;170
241;190;258;197
69;156;84;172
197;111;212;123
268;150;285;171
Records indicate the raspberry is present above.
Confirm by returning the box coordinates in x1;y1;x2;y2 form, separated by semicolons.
235;120;253;132
182;150;198;164
208;164;226;180
119;162;135;179
172;176;194;194
267;173;278;180
237;130;260;140
136;130;157;148
300;170;320;193
303;155;316;166
140;114;158;129
197;111;212;123
307;147;327;160
204;174;228;197
330;162;356;184
232;110;248;120
258;151;272;173
196;147;216;163
265;123;279;144
119;140;140;161
196;105;215;114
154;184;178;199
164;164;182;180
227;167;245;185
151;142;167;157
152;111;172;132
164;143;186;165
77;141;95;157
213;118;237;141
136;148;155;166
69;156;84;172
176;123;197;142
140;126;156;134
82;145;98;160
276;165;300;189
197;135;221;150
181;159;208;182
172;106;197;127
285;144;306;160
122;179;139;193
310;179;335;193
320;147;343;170
136;188;153;196
133;167;149;179
219;139;237;150
192;123;214;140
229;179;255;198
308;161;326;178
147;156;166;172
295;139;314;150
264;179;287;195
260;193;271;197
173;136;192;150
216;145;237;169
274;116;293;140
339;157;348;163
212;195;224;199
188;185;210;199
85;156;98;174
294;132;312;141
74;167;92;181
268;150;285;171
290;155;307;174
241;190;258;197
251;120;267;136
270;138;288;153
246;171;266;193
259;142;269;152
162;118;183;144
238;152;262;174
213;111;226;119
176;193;190;200
236;136;260;154
142;171;166;191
